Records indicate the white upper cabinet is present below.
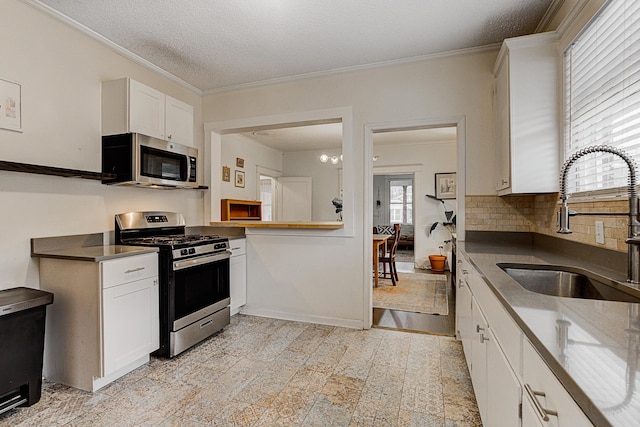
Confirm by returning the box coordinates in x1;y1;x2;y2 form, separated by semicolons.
102;78;194;146
493;32;560;195
165;95;194;145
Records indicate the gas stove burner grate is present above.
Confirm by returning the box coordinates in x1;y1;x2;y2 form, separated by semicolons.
125;234;222;246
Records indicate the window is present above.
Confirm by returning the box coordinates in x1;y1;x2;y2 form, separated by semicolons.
259;176;275;221
389;179;413;224
564;0;640;195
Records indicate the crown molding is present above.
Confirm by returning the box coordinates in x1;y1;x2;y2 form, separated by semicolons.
202;44;501;95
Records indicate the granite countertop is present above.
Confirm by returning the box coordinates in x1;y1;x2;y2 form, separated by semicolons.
460;236;640;427
32;245;158;262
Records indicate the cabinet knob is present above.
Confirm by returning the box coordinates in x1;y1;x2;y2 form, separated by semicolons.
167;134;173;139
501;179;508;185
476;324;485;333
480;333;489;343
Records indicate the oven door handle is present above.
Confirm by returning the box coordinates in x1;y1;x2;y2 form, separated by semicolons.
173;250;231;270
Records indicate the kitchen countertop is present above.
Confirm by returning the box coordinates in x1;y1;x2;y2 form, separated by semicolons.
460;235;640;427
32;245;158;262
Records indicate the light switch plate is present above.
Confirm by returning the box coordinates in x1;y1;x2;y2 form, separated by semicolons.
595;221;605;244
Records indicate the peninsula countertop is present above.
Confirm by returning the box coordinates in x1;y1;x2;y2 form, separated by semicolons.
209;220;344;229
460;235;640;427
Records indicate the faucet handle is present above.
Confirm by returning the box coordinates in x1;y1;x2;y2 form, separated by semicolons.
626;236;640;245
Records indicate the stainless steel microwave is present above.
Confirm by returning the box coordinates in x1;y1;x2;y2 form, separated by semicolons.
102;133;198;188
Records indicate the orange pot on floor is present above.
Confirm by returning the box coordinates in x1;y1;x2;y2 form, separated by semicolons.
428;255;447;272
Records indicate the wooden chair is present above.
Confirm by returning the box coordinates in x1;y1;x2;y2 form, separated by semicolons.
376;224;401;286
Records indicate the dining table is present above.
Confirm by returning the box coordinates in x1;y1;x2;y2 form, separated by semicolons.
373;234;392;287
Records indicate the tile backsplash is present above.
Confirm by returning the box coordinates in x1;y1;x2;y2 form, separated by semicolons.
465;194;629;252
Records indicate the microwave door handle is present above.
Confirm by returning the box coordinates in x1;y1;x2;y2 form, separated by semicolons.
173;251;231;270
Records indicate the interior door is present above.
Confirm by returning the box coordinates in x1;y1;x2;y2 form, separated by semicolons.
276;177;312;221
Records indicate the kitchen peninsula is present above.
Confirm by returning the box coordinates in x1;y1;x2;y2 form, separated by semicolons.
210;220;344;229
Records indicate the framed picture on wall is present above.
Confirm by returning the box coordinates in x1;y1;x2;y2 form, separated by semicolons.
222;166;230;182
236;157;245;168
0;78;22;132
435;172;456;199
235;170;245;188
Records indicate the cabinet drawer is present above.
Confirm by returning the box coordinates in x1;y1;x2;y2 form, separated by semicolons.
229;238;246;257
522;339;592;426
101;253;158;289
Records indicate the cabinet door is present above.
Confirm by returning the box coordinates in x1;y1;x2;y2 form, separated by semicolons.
165;95;194;146
456;271;473;371
495;56;511;191
230;254;247;314
129;79;165;140
102;276;158;376
522;392;546;427
487;328;521;427
471;297;489;423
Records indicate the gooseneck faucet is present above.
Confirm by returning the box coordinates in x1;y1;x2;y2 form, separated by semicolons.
558;145;640;284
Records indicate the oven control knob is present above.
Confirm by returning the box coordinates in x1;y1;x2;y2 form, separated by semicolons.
189;248;196;254
181;249;188;256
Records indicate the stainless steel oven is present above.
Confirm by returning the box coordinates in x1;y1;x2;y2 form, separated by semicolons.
115;211;230;358
170;249;230;356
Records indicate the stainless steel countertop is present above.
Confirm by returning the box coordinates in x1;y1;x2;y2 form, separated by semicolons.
460;239;640;427
32;245;158;262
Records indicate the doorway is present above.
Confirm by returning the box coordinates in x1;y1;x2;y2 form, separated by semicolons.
367;122;463;335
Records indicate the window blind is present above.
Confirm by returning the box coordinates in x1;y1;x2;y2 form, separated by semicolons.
564;0;640;195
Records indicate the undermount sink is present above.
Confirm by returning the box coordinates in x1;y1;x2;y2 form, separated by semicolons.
497;263;640;303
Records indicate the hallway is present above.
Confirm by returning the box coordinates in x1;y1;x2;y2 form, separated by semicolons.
372;255;456;337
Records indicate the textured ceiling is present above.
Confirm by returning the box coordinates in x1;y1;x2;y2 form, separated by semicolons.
34;0;553;92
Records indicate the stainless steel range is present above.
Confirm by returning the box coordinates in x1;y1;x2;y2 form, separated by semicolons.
115;211;230;358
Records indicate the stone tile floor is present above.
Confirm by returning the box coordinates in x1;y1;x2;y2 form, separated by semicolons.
0;314;481;426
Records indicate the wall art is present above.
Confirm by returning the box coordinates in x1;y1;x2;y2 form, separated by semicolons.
0;78;22;132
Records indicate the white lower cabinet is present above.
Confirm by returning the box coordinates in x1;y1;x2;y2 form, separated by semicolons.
102;275;159;376
455;267;473;371
40;252;159;392
229;238;247;315
457;250;593;427
470;298;489;422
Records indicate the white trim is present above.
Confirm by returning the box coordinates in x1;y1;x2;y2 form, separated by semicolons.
204;44;501;95
239;306;363;329
536;0;568;32
363;116;466;329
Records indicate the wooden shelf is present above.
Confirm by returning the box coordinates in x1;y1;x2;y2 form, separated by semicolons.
0;160;116;181
221;199;262;221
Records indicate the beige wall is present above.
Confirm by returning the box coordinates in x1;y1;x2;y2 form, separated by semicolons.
0;0;205;289
201;50;495;327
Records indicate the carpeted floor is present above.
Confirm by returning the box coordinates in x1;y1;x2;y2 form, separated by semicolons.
373;272;448;315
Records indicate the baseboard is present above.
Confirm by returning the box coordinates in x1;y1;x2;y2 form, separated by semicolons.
239;306;364;329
